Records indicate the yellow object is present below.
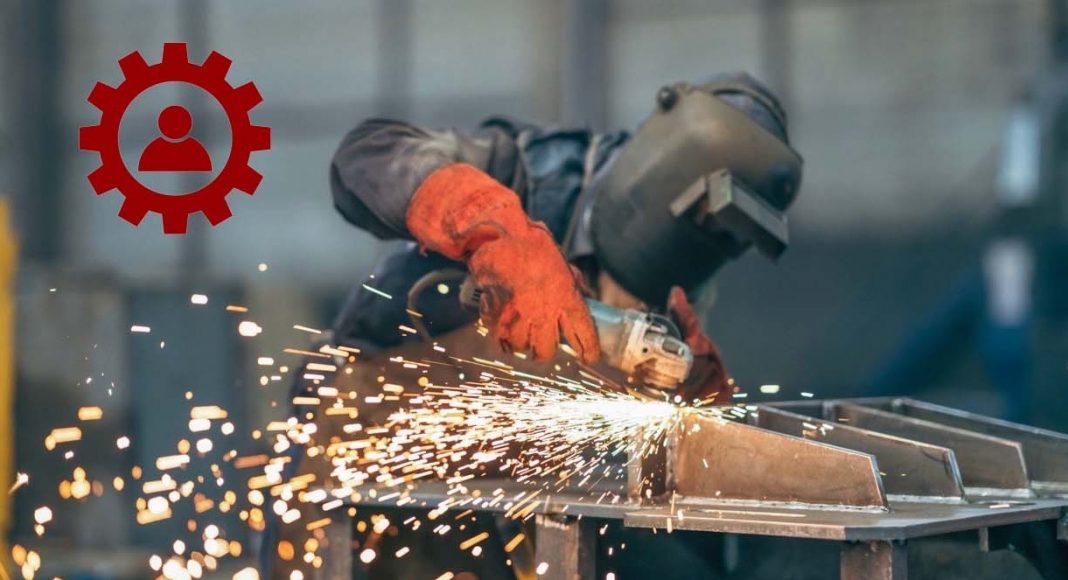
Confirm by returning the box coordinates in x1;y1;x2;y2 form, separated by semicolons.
0;200;15;579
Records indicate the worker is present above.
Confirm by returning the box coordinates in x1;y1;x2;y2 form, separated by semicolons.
267;73;801;579
326;72;802;405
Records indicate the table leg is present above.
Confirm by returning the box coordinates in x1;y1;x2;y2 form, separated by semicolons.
316;512;354;580
841;540;907;580
534;514;596;580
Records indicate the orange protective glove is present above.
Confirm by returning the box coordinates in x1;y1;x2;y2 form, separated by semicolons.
406;163;600;364
667;286;733;404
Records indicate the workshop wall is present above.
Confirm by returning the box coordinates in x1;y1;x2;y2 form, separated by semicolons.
28;0;1042;285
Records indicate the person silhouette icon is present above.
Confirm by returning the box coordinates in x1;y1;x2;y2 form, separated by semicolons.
138;105;212;172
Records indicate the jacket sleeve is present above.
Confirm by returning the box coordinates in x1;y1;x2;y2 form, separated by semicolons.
329;118;528;239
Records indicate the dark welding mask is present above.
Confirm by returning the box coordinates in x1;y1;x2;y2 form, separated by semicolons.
588;78;803;305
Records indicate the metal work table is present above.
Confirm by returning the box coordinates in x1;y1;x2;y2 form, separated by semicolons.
329;483;1067;579
625;498;1068;542
317;398;1068;579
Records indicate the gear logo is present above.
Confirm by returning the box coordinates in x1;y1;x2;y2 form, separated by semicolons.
79;43;270;234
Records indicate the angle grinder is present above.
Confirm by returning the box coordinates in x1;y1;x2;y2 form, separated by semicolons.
456;277;694;400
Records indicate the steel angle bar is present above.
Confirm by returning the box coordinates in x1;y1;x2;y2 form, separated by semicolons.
891;399;1068;495
831;403;1032;497
668;411;888;508
753;407;965;501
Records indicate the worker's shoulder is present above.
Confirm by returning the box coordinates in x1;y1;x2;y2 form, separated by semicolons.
343;117;428;140
479;115;605;145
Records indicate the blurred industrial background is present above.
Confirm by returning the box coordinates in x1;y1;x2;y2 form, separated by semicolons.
1;0;1066;577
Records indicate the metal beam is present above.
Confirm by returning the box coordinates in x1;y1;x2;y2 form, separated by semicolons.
560;0;608;130
833;403;1033;497
178;0;210;280
758;0;793;111
671;412;887;508
376;0;412;118
9;0;65;262
754;406;965;501
894;399;1068;494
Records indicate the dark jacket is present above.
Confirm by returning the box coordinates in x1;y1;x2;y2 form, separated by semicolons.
328;117;627;350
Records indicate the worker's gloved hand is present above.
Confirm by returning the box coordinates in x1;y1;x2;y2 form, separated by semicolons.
667;286;733;404
407;163;600;364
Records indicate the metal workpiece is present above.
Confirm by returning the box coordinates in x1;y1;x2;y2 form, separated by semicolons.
670;411;888;509
891;399;1068;495
332;399;1068;579
614;398;1068;578
751;407;966;501
627;423;674;502
830;402;1033;497
530;397;1068;516
766;396;1068;497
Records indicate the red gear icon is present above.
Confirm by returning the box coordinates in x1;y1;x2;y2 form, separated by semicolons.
79;43;270;234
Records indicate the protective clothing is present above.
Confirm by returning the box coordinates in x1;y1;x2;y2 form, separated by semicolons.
327;74;797;377
328;117;622;352
667;286;732;404
406;162;600;364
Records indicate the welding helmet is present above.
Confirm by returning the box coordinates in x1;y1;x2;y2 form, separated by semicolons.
588;74;803;305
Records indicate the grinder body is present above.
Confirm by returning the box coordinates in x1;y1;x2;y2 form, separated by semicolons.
584;299;694;396
457;277;693;396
